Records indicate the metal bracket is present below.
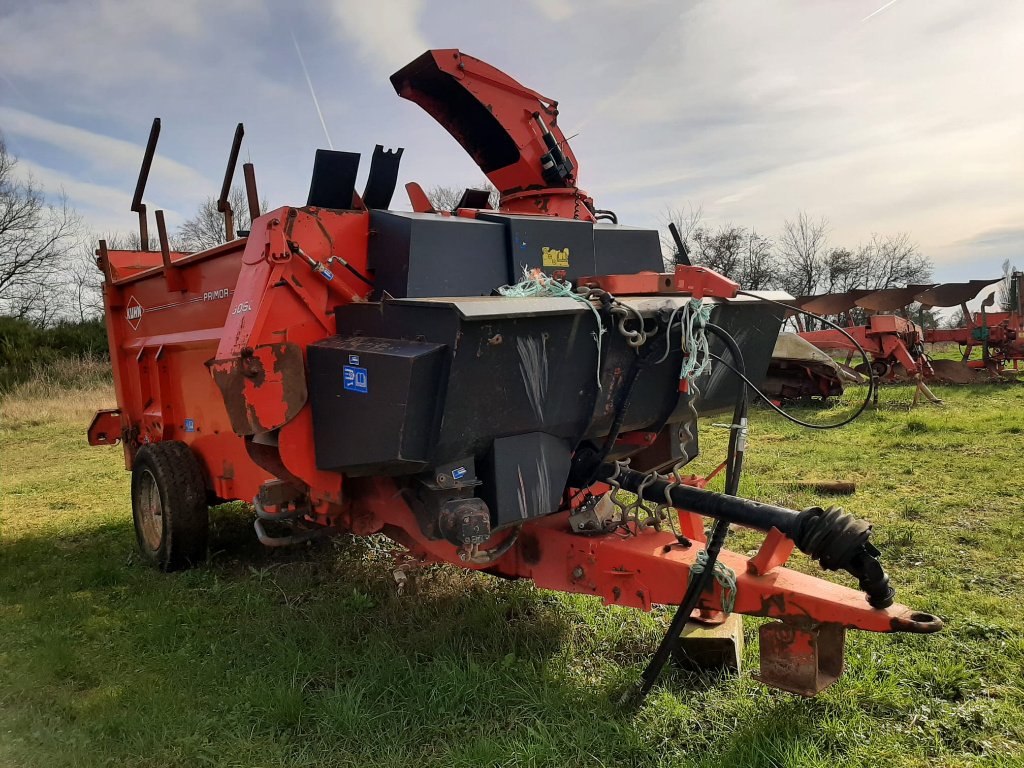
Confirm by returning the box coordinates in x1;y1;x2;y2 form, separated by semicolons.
754;621;845;696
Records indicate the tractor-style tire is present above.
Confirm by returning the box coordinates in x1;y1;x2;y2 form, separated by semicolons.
131;441;209;571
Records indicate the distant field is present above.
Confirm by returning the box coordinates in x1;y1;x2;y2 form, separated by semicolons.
1;379;1023;767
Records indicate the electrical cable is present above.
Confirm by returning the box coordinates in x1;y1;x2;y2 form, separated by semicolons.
710;352;872;430
728;290;877;429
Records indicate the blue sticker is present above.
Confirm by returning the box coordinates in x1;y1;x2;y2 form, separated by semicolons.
452;466;468;480
348;354;360;365
343;365;368;393
184;418;195;433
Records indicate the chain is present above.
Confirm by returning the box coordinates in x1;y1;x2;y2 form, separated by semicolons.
610;303;653;348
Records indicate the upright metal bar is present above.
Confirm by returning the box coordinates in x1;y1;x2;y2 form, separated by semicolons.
243;162;260;226
217;123;245;242
131;118;161;251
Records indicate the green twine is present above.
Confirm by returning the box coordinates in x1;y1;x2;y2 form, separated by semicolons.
689;548;737;614
679;299;714;385
497;269;606;388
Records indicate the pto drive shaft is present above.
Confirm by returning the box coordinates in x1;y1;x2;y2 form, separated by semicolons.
596;464;896;608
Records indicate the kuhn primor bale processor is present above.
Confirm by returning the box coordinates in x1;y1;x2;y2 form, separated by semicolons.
88;49;941;699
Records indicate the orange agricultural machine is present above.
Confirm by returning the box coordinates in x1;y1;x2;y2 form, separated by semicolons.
768;279;1014;402
88;49;941;699
926;271;1023;375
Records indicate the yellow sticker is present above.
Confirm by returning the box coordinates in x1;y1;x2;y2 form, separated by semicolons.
542;246;570;268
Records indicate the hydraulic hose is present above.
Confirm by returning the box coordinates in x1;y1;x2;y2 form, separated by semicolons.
629;323;747;704
593;463;894;609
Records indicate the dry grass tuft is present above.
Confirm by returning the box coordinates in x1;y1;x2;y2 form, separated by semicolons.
0;356;114;428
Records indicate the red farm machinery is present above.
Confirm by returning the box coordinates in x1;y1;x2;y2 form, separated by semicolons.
766;277;1019;403
88;49;941;699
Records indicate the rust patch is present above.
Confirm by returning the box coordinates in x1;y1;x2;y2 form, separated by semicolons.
211;342;307;435
758;593;787;617
889;611;944;634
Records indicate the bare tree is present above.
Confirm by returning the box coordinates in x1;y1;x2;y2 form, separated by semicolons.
0;137;81;324
821;247;858;294
660;203;703;267
691;224;745;281
851;232;931;290
65;246;103;322
684;224;777;290
776;211;829;297
743;230;776;290
425;183;500;212
176;186;264;252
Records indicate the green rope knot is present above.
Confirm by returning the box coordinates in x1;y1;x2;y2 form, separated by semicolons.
497;269;606;388
678;299;713;385
688;548;737;614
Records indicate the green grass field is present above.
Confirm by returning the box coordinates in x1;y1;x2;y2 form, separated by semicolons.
2;380;1023;767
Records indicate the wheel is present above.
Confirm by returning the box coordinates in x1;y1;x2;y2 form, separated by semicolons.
131;441;209;571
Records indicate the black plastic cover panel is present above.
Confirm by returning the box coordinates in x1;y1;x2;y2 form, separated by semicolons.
307;335;447;474
593;223;665;275
368;211;508;299
307;149;359;209
477;213;597;281
481;432;572;527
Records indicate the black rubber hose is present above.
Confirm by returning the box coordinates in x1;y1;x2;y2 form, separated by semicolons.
598;465;895;609
628;517;730;705
706;323;747;496
629;323;747;706
731;291;876;429
585;333;663;483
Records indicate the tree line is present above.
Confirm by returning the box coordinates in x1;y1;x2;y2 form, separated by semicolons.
661;205;945;329
662;205;933;296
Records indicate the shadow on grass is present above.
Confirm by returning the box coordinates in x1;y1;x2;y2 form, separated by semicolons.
0;507;888;767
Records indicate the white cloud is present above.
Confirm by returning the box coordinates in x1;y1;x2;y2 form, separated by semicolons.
529;0;576;22
327;0;429;75
12;157;188;235
0;0;1021;288
0;0;255;86
0;107;213;200
573;0;1024;275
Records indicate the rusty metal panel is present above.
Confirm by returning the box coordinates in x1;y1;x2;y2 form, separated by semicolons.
914;279;1000;308
797;290;874;316
855;284;936;311
754;621;845;696
211;342;307;436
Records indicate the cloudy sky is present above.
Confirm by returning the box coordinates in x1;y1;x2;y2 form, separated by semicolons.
1;0;1021;282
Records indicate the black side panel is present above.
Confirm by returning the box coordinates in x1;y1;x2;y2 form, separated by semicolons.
307;149;359;209
593;223;665;275
477;213;596;281
695;302;787;414
481;432;572;529
362;145;404;209
367;211;509;299
307;336;447;475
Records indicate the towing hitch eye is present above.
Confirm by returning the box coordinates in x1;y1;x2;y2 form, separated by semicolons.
589;462;895;608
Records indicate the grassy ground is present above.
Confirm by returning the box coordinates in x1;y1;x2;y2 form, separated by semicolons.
1;379;1023;767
